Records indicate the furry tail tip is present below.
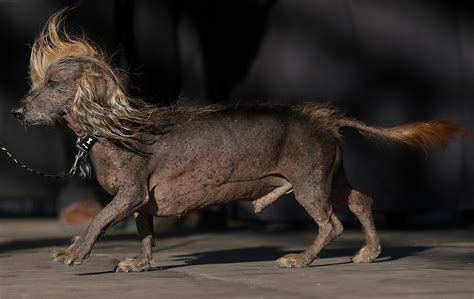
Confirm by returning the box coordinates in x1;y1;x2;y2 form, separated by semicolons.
389;120;469;151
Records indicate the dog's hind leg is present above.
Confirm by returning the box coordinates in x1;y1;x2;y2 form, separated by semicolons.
115;212;157;272
332;166;381;263
275;184;343;268
347;190;381;263
276;146;343;268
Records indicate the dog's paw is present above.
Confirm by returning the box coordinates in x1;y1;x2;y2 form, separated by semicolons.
52;236;90;266
352;244;381;263
275;253;310;268
115;257;157;273
52;248;80;265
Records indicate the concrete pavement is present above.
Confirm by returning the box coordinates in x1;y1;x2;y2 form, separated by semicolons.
0;219;473;298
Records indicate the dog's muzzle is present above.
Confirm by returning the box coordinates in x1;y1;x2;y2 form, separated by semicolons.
11;105;25;120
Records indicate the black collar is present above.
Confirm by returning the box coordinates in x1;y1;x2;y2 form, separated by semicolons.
76;135;98;153
70;134;98;179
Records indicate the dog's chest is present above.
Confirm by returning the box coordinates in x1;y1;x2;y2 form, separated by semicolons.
89;142;147;195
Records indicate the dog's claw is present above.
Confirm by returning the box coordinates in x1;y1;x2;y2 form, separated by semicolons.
53;246;86;266
53;248;76;265
115;257;157;273
352;245;381;263
275;253;310;268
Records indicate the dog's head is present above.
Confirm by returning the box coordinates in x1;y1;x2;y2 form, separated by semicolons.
12;9;123;128
10;9;158;152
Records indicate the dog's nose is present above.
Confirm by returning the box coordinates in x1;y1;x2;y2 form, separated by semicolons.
11;106;25;120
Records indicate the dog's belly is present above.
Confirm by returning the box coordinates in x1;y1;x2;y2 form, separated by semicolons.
144;175;288;216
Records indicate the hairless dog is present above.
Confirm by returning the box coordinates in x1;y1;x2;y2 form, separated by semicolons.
11;10;468;272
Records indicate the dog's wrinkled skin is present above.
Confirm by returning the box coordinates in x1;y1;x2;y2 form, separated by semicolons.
12;10;468;271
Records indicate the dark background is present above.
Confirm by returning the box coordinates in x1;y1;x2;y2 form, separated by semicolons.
0;0;472;227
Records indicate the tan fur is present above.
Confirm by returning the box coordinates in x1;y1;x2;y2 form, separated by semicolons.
30;8;100;89
31;9;221;153
294;103;468;151
292;103;344;137
115;257;158;272
337;118;469;152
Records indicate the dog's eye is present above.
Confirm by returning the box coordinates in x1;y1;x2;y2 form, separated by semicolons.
46;78;56;87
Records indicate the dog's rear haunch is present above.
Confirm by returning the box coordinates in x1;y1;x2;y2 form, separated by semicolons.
12;9;468;271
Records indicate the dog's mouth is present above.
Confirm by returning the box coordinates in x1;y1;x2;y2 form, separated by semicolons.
22;118;42;126
21;112;63;127
23;118;47;126
55;117;68;126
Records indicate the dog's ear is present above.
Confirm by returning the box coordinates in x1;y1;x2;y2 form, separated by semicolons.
70;61;155;153
80;66;116;103
71;60;133;138
74;62;123;107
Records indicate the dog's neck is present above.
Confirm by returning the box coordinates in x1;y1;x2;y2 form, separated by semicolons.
64;113;88;139
63;113;102;180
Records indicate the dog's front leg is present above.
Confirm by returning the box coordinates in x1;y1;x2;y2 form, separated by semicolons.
115;212;157;272
53;186;147;266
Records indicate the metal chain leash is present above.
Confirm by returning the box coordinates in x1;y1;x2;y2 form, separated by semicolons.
0;141;70;178
0;135;97;180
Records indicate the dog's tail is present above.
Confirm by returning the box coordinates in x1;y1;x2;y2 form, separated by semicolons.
337;118;469;152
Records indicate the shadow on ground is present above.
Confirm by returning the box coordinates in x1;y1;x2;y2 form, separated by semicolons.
0;229;216;254
76;245;430;276
168;245;430;267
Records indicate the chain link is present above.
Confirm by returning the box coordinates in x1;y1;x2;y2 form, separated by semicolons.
0;141;72;179
69;150;86;176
